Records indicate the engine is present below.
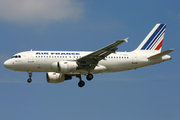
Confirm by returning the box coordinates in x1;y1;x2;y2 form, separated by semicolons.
46;72;72;83
51;61;78;73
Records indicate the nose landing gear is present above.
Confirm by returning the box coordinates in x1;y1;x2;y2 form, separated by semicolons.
27;71;32;83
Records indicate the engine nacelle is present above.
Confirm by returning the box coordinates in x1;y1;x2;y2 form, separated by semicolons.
46;72;72;83
51;61;78;73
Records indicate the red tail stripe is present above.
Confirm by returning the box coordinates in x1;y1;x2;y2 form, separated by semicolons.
155;40;163;50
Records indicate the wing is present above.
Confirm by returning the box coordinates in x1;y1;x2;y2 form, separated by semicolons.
77;37;129;69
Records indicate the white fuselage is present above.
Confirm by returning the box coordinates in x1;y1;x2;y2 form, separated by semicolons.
4;50;171;75
3;24;174;87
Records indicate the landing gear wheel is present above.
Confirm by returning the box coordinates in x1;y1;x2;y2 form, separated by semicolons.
27;79;32;83
27;71;32;83
86;74;93;81
78;80;85;87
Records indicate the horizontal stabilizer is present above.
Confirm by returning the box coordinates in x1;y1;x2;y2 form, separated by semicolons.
148;49;174;59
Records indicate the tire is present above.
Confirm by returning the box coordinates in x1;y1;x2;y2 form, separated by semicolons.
86;74;93;81
78;80;85;87
27;79;32;83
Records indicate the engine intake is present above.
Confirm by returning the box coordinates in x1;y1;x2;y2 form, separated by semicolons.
46;72;72;83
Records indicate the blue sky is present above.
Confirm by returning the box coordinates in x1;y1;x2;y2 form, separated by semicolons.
0;0;179;120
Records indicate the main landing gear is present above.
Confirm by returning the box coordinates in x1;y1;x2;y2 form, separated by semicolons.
76;75;85;87
86;73;93;81
76;73;94;87
27;71;32;83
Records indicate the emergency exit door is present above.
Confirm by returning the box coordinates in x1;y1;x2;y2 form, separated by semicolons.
132;53;138;64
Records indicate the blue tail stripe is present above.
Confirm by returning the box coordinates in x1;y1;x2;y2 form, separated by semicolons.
146;25;166;50
149;31;165;50
141;24;165;50
141;24;166;50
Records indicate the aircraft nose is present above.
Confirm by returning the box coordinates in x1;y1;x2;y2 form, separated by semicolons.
4;60;11;69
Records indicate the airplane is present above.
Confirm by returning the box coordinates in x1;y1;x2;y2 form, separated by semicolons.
4;23;174;87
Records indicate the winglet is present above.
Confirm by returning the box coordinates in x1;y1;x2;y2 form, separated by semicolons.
117;37;128;43
124;37;129;43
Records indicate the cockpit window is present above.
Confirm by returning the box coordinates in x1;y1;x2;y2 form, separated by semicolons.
12;55;21;58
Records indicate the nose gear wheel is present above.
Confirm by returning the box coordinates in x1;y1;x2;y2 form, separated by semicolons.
27;71;32;83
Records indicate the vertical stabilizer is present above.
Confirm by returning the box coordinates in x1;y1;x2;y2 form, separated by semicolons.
135;24;166;53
